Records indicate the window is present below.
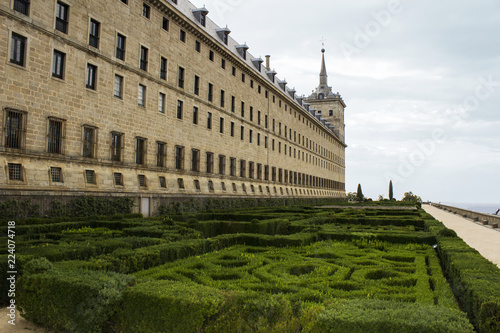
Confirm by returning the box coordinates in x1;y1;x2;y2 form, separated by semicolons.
241;73;245;83
220;90;225;108
14;0;30;15
231;96;235;112
86;63;97;89
89;19;100;48
142;3;150;18
4;110;25;149
257;164;262;180
138;174;147;187
159;176;167;188
158;92;165;113
207;112;212;129
240;160;246;178
82;126;96;158
249;162;254;179
10;33;26;66
230;157;236;176
240;126;244;140
265;115;268;129
178;67;185;88
194;179;200;191
114;173;123;186
114;74;123;98
232;183;237;192
258;111;261;125
264;165;269;181
232;66;236;76
160;57;167;79
175;146;184;170
208;180;214;192
47;118;64;154
120;0;128;4
257;133;260;146
194;75;200;95
116;33;126;60
230;122;234;137
162;17;169;31
110;132;123;162
180;29;186;42
191;149;200;172
209;50;214;61
250;107;253;122
55;2;69;33
177;100;183;119
195;40;201;52
241;101;245;117
8;163;22;181
138;84;146;106
140;46;148;71
136;137;146;165
218;155;226;175
157;142;166;167
221;182;226;191
85;170;96;184
50;167;63;183
206;152;214;174
219;117;224;133
192;106;198;124
208;83;213;102
177;178;185;189
221;58;226;69
265;136;268;148
249;130;253;143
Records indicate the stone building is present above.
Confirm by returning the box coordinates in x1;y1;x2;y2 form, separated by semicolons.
0;0;346;215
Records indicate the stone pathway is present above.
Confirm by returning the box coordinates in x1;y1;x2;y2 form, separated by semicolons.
423;205;500;268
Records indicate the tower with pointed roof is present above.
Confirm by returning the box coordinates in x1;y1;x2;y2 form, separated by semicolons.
306;49;346;143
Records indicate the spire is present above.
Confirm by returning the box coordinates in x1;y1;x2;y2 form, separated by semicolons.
319;48;328;86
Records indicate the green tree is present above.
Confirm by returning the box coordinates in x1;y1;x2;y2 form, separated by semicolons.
401;191;422;202
389;180;394;201
356;184;364;202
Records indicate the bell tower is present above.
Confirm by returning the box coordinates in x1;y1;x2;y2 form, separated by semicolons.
306;49;346;143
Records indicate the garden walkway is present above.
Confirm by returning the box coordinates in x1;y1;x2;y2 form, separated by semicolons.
423;205;500;268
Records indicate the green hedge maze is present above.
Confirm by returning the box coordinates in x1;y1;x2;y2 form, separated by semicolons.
1;203;499;332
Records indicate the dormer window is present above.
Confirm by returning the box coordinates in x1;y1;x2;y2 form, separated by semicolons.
192;7;209;27
252;57;263;71
266;69;277;83
236;44;249;60
216;27;231;45
278;79;287;91
318;93;324;100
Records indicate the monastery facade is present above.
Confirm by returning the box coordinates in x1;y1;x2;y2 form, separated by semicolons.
0;0;346;215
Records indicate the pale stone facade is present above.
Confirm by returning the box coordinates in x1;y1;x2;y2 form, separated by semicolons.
0;0;346;214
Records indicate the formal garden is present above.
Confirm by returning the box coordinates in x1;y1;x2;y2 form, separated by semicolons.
1;198;499;332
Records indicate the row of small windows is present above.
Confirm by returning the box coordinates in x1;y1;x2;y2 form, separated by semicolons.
6;162;340;198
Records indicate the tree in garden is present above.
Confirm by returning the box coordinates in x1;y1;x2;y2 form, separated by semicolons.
401;191;422;202
388;181;393;200
356;184;364;202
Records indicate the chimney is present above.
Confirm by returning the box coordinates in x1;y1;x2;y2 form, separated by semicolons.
265;55;271;71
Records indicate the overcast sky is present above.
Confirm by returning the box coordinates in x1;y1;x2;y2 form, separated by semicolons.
196;0;500;204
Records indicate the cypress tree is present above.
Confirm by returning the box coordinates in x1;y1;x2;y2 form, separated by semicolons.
356;184;364;202
389;180;394;201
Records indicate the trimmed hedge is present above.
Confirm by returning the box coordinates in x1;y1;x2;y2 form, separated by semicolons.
18;262;133;332
437;237;500;332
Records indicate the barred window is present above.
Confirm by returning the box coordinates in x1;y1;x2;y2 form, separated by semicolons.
206;152;214;174
8;163;22;181
82;126;96;158
4;110;25;149
138;174;147;187
191;149;200;172
85;170;96;184
159;176;167;188
89;19;100;48
50;167;63;183
116;33;126;60
136;137;146;165
156;142;166;167
218;155;226;175
175;146;184;170
47;118;64;154
114;172;123;186
110;132;123;162
55;2;69;33
13;0;30;16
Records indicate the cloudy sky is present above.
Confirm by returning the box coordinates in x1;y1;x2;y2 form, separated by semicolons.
196;0;500;204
